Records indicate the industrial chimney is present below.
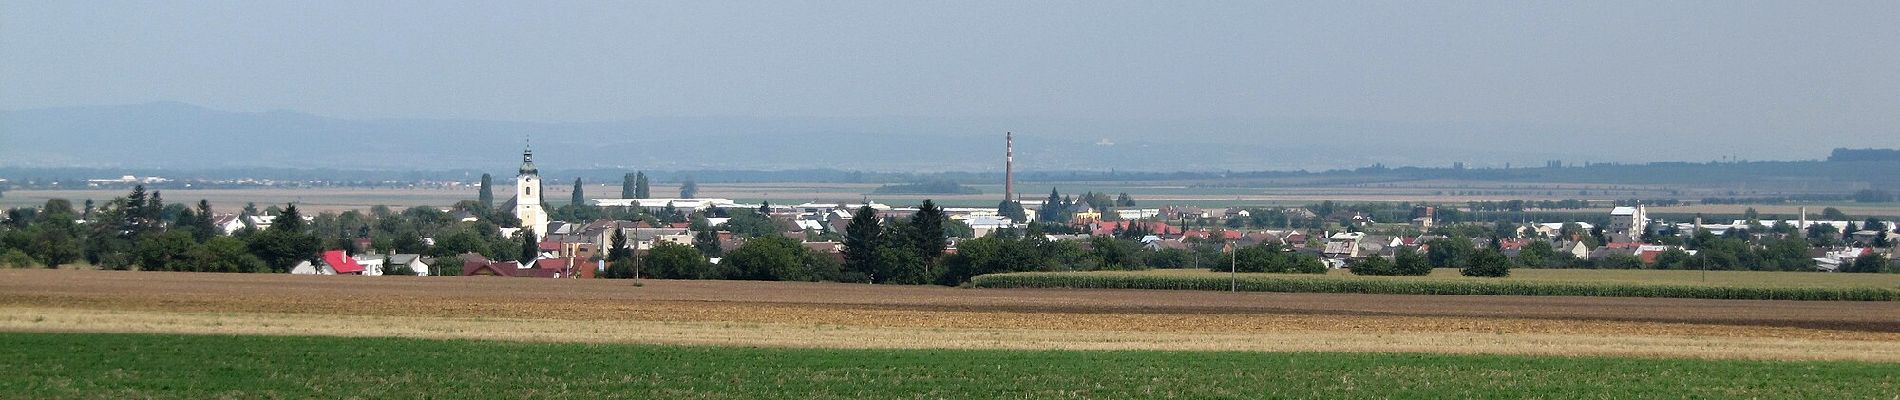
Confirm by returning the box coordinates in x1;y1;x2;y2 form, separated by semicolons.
1005;132;1014;201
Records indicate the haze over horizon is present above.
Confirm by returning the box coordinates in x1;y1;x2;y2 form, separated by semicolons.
5;1;1899;170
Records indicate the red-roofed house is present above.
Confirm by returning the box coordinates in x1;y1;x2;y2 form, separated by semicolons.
291;250;382;275
462;254;580;278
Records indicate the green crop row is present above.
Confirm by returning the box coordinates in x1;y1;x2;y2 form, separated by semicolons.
968;272;1900;301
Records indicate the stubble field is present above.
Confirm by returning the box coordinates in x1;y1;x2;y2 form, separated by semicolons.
2;269;1897;361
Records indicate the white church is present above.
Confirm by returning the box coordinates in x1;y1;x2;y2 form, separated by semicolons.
513;146;549;233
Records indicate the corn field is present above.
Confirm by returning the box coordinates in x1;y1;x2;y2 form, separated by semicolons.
969;272;1900;301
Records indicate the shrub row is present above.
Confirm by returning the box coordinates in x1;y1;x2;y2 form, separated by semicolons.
967;272;1900;301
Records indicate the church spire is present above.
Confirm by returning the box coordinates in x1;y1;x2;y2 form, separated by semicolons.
519;143;538;175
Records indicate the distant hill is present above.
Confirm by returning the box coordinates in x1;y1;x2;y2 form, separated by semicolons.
0;102;1584;172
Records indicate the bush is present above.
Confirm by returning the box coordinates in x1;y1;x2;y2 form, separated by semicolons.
1460;248;1511;277
1392;248;1433;276
967;272;1900;301
1;249;37;268
1347;256;1394;276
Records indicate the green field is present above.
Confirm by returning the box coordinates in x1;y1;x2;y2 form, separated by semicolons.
0;332;1893;399
971;269;1900;301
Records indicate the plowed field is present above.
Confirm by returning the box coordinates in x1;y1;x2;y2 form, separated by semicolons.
2;269;1896;361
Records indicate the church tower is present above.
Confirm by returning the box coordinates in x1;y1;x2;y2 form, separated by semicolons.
514;146;548;231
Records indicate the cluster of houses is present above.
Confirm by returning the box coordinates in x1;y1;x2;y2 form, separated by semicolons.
280;149;1897;277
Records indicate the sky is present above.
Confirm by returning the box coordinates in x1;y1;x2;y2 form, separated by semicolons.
4;1;1899;161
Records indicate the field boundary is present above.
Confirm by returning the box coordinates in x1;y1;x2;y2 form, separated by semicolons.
968;272;1900;301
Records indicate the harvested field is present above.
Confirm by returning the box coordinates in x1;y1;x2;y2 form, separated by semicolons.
2;269;1897;361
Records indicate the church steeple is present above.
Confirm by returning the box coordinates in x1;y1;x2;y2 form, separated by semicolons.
519;145;538;175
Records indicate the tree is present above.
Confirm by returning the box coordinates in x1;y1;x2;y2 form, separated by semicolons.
1347;256;1394;276
644;241;709;279
693;230;723;257
1087;235;1143;271
607;228;631;262
621;173;637;199
570;178;585;206
29;225;81;268
1115;193;1136;207
519;229;539;262
842;206;883;281
136;231;196;271
1822;207;1849;221
1393;247;1432;276
246;229;320;273
910;200;947;266
1461;248;1512;277
1515;240;1559;268
1843;253;1890;273
635;172;651;199
679;179;698;199
273;204;305;233
1425;237;1475;268
191;199;215;242
723;235;811;281
1597;253;1645;270
1038;188;1062;222
603;258;637;279
478;173;495;210
997;200;1027;222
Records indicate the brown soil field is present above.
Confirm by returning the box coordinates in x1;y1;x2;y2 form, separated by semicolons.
3;269;1897;361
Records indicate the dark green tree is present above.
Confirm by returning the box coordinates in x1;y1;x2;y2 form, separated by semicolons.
679;179;698;199
478;173;495;210
519;229;539;262
997;200;1027;222
191;199;215;242
690;230;720;257
1393;247;1432;276
644;241;709;279
273;204;305;233
570;178;585;206
1038;188;1062;222
1461;248;1512;277
910;200;947;266
1843;253;1890;273
607;228;631;261
724;235;811;281
1515;240;1559;268
621;173;637;199
635;172;651;199
842;206;883;281
1347;255;1394;276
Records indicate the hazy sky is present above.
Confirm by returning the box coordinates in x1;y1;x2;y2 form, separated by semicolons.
5;1;1899;157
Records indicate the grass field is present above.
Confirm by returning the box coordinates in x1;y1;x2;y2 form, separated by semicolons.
3;332;1895;399
970;269;1900;301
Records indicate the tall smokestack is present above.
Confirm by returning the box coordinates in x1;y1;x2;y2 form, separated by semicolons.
1005;132;1014;201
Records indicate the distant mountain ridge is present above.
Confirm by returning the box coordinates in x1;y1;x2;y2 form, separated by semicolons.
3;102;1599;172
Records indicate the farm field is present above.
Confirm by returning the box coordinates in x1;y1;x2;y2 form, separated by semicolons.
4;332;1896;399
2;269;1898;361
971;269;1900;301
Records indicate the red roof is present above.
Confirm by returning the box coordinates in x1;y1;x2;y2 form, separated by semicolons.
537;241;562;251
322;250;365;274
1090;221;1179;237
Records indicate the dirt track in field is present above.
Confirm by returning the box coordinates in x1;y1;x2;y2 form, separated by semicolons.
2;269;1897;360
